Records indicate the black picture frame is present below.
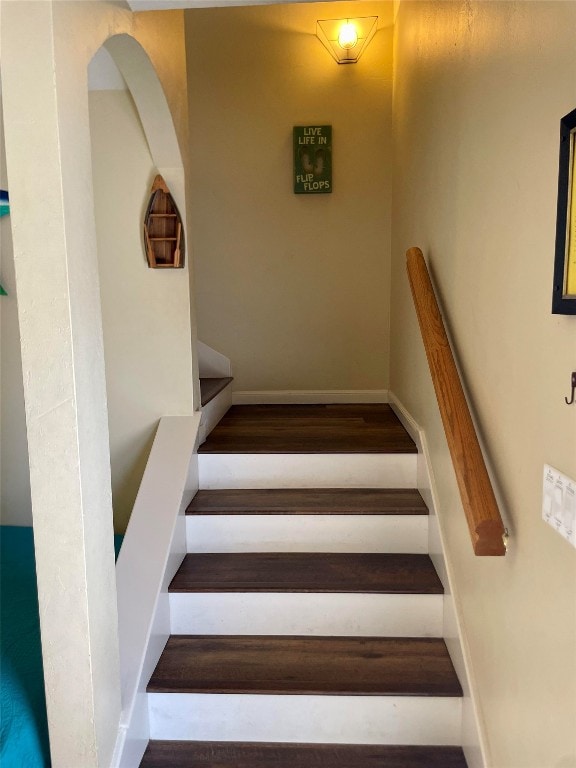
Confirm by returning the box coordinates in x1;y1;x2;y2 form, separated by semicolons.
552;108;576;315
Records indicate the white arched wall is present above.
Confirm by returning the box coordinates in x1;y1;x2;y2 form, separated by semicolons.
105;35;182;173
89;35;195;533
0;4;195;766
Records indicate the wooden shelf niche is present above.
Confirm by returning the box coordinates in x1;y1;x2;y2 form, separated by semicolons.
144;175;185;269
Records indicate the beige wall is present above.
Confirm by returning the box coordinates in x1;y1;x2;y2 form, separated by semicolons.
391;3;576;767
1;9;195;533
89;88;193;533
186;1;393;392
0;91;32;526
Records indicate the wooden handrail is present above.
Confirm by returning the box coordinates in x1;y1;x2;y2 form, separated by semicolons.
406;247;506;556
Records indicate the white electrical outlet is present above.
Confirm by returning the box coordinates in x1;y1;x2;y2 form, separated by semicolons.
542;465;576;548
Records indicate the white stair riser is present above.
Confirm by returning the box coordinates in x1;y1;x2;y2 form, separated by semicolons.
186;515;428;553
169;593;443;637
198;454;417;490
148;693;462;745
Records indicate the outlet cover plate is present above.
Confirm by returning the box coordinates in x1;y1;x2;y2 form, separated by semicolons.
542;465;576;548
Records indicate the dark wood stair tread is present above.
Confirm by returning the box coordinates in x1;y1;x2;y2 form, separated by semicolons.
200;377;233;407
147;636;462;696
187;488;427;515
141;741;468;767
197;404;417;454
169;553;443;594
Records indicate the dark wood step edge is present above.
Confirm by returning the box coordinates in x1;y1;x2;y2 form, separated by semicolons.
168;553;444;594
186;488;429;516
141;741;469;768
147;636;463;697
200;377;233;407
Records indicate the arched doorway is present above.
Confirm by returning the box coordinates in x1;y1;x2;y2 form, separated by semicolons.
88;36;194;535
1;7;195;764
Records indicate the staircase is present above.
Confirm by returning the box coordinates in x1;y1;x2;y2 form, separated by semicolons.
140;404;468;767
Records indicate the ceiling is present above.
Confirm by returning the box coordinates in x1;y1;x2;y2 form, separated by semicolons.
126;0;326;11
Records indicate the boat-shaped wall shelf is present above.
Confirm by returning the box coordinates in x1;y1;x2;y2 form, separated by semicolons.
144;175;185;269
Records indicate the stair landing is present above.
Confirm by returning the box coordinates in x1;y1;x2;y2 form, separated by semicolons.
198;404;417;454
197;405;418;489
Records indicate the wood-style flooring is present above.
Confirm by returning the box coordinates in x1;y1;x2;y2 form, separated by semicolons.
147;636;462;696
187;488;427;516
141;741;469;768
169;553;443;594
197;404;417;454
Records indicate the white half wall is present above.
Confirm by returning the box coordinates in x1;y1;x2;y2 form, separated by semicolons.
114;414;201;768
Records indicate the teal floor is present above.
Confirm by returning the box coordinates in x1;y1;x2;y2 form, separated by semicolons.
0;527;123;768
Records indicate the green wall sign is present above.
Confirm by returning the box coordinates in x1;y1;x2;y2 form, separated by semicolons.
293;125;332;195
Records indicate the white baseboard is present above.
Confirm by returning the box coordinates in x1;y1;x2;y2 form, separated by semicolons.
232;390;389;405
199;385;232;444
388;391;487;768
387;392;422;450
